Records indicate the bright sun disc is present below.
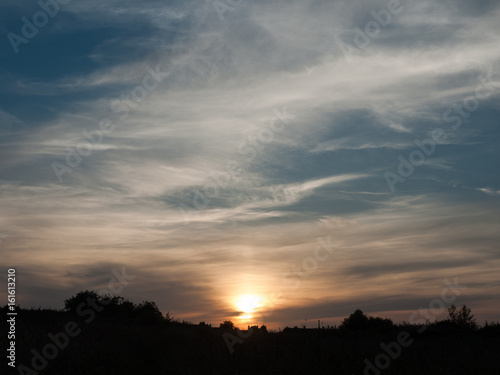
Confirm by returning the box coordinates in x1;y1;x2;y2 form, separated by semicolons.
236;294;262;314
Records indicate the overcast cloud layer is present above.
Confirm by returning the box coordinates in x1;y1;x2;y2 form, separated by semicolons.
1;0;499;327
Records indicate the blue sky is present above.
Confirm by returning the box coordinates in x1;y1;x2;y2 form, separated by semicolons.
1;0;499;328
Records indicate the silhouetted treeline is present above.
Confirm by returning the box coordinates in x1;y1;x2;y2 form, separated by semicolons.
2;291;500;375
63;290;168;323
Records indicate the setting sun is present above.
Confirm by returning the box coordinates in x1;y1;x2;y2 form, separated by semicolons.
235;294;263;316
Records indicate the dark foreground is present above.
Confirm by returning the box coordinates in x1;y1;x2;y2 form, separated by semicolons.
3;308;500;375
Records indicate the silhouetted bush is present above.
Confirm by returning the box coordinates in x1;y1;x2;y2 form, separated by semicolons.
340;309;369;330
219;320;236;331
63;290;170;324
135;301;164;324
481;321;500;337
339;309;394;332
64;290;101;314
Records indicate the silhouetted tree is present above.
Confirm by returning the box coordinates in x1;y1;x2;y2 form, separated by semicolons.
118;300;136;317
368;316;394;329
447;304;477;330
164;311;173;322
64;290;101;314
135;301;164;323
64;291;170;323
100;295;129;316
220;320;235;331
340;309;369;330
482;321;500;336
340;309;394;331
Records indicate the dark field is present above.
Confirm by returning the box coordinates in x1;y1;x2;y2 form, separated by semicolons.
3;300;500;375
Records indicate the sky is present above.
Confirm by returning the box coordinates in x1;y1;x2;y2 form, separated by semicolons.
0;0;499;329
